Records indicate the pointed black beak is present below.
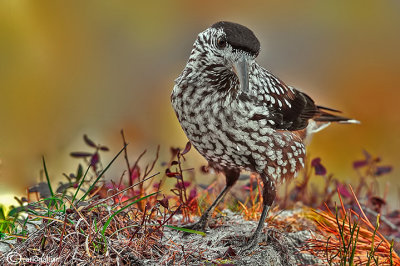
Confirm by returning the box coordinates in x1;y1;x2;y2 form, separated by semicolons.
232;54;249;92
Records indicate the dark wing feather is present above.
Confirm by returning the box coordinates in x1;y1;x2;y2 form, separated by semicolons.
255;68;355;130
276;89;318;130
253;67;318;130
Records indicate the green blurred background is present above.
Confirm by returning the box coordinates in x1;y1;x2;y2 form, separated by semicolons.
0;1;399;207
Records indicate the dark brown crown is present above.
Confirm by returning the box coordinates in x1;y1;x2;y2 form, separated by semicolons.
211;21;260;56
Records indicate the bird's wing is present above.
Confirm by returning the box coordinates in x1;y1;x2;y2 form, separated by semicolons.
252;67;356;131
249;67;317;130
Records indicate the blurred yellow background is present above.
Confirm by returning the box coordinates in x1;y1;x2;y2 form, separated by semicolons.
0;1;399;206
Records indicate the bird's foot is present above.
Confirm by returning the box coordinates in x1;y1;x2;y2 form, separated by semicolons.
239;228;282;254
239;226;276;254
239;235;261;254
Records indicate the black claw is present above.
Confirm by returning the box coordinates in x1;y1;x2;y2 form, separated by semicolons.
239;235;260;253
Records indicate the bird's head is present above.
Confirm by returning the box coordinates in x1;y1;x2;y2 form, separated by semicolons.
190;21;260;93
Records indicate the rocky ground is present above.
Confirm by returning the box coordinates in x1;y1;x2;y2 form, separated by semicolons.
149;209;321;265
0;209;321;265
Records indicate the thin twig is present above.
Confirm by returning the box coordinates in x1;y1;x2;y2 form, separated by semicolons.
144;145;160;177
120;129;132;184
363;206;399;232
57;212;69;256
132;149;147;182
83;172;160;210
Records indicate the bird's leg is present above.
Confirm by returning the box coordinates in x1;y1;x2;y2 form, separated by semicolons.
184;185;231;232
241;174;276;251
184;168;239;232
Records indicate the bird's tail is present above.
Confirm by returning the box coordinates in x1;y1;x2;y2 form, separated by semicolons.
314;105;360;124
304;105;359;142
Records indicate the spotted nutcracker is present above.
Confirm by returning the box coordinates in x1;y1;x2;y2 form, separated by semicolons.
171;21;358;250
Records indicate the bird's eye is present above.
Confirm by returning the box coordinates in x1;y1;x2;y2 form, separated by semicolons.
217;37;227;49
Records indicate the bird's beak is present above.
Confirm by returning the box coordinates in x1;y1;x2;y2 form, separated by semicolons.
232;54;249;92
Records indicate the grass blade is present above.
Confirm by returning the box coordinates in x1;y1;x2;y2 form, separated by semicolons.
164;225;206;236
72;165;91;203
78;144;127;203
42;156;54;197
101;191;159;236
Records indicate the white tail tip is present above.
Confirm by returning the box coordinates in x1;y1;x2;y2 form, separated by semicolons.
339;119;361;124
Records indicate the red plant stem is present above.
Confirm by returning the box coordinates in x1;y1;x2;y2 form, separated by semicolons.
132;149;147;184
130;203;148;242
57;213;69;256
120;130;132;186
177;152;189;205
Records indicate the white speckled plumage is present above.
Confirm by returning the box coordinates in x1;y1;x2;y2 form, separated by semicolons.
171;21;358;249
171;27;306;182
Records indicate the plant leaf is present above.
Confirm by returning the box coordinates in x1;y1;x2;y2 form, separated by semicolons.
175;181;191;189
374;166;392;176
100;146;109;151
353;160;368;169
90;152;99;166
311;157;327;176
72;165;91;203
70;152;93;158
164;225;206;236
78;144;127;203
42;157;54;197
102;191;159;236
181;142;192;155
76;164;83;180
84;134;97;148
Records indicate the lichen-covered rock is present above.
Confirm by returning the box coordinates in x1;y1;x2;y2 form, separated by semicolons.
156;209;320;265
